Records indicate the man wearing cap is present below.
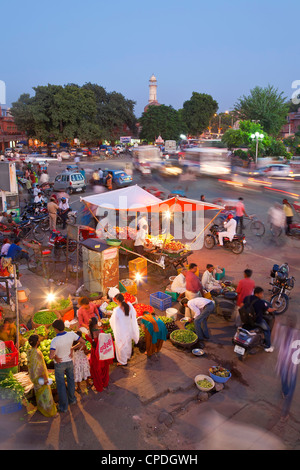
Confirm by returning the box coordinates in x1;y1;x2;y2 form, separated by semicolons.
47;197;59;231
218;213;237;246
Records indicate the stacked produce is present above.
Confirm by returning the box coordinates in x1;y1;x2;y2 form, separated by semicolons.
39;339;52;366
134;304;154;317
158;316;179;335
0;371;26;404
164;240;186;252
123;293;136;304
112;226;136;239
209;366;230;378
33;310;57;326
185;322;196;332
49;297;72;311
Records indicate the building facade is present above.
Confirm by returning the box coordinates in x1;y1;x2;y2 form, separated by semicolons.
0;107;26;152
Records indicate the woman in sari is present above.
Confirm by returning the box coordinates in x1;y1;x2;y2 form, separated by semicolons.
106;172;113;191
109;293;139;366
27;335;57;417
85;317;113;392
139;312;167;357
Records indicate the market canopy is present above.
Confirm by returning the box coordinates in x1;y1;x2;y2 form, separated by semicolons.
81;185;224;213
80;185;163;212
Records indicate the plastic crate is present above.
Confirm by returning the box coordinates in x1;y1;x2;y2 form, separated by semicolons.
0;401;23;414
0;341;18;370
128;257;147;280
150;292;172;311
165;290;179;302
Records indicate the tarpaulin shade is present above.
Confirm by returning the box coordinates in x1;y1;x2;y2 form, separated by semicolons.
81;185;163;212
81;185;224;213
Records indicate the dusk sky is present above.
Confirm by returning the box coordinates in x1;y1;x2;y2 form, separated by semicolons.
1;0;299;117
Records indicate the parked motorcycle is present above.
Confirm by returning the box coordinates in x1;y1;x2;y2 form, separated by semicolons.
213;289;238;321
232;303;275;361
48;230;79;259
56;210;77;227
204;224;246;254
269;263;295;314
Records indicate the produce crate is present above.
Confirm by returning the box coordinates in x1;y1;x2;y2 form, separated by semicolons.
128;257;147;280
0;341;18;370
120;279;137;296
0;401;23;414
165;290;179;302
150;292;172;311
215;268;225;280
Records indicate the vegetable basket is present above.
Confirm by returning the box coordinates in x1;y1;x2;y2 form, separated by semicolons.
169;330;198;350
31;310;61;329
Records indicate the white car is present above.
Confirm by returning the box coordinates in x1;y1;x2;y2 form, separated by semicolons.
257;164;293;178
57;151;71;160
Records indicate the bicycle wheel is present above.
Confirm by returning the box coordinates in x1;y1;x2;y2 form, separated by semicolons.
250;219;265;237
33;224;46;242
40;216;50;232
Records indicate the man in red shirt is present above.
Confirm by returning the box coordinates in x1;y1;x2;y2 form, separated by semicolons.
234;269;255;326
77;297;101;331
185;263;205;299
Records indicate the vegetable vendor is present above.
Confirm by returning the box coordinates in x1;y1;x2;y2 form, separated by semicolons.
77;297;101;332
139;312;167;358
181;297;215;348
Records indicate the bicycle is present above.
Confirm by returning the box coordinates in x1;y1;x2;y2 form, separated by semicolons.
215;212;265;237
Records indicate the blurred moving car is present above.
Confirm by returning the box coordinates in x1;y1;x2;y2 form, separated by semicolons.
256;164;293;178
158;161;183;177
102;169;133;188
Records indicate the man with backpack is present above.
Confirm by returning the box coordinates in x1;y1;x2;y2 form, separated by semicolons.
241;287;276;352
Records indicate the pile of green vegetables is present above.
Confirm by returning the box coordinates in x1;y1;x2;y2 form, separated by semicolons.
49;297;71;311
158;316;179;335
105;302;117;312
33;310;57;325
170;329;198;344
0;372;25;404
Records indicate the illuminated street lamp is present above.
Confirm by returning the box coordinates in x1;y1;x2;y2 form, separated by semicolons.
250;131;264;165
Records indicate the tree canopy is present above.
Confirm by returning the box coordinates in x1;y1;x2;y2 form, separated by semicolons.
10;83;137;144
181;92;218;137
139;104;186;142
234;85;289;137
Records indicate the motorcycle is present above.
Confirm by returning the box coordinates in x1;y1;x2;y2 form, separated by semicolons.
48;230;79;259
232;303;275;361
212;283;238;321
269;263;295;314
204;224;246;254
56;209;77;227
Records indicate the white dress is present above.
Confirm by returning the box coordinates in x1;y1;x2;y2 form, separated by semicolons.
109;302;140;365
73;347;90;382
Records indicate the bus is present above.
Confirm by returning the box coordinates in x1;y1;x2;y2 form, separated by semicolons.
183;140;230;177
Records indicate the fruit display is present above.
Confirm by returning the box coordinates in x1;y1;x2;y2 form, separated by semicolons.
134;304;154;317
105;301;117;312
164;240;186;252
123;293;136;304
19;341;31;367
209;366;230;378
33;310;57;325
197;378;213;389
170;329;198;344
38;339;53;366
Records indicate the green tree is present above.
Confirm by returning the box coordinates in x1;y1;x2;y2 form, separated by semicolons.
139;105;186;142
181;92;218;137
83;83;137;141
234;85;289;137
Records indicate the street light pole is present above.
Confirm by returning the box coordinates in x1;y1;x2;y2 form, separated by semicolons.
251;131;264;166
